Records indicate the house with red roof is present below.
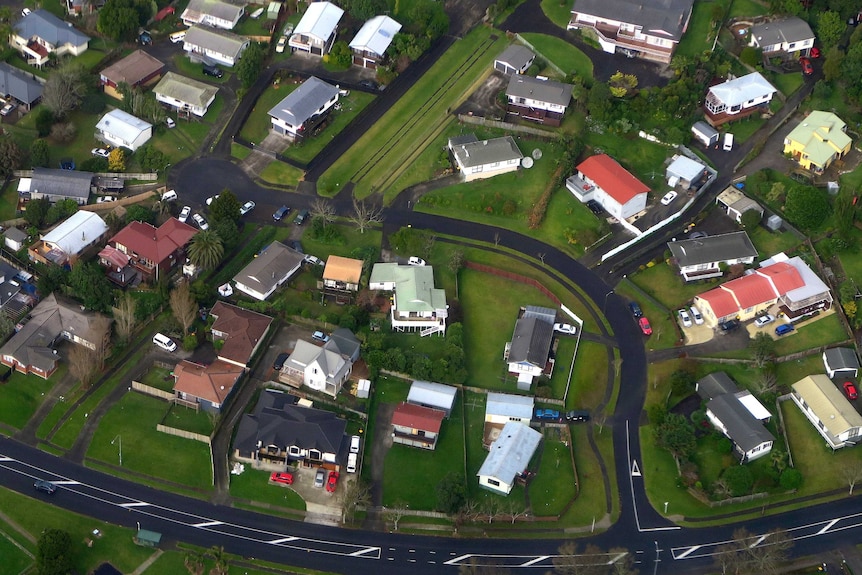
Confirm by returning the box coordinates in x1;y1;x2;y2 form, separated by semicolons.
565;154;649;222
101;217;196;284
172;359;245;413
209;302;273;369
391;402;445;450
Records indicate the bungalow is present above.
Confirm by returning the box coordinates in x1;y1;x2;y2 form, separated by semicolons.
209;301;273;369
407;380;457;417
485;392;534;425
704;72;777;127
183;25;249;67
100;50;165;100
369;263;448;336
448;133;523;182
279;339;352;397
494;44;535;75
21;167;92;205
566;0;693;63
349;15;401;69
715;186;764;224
322;255;363;300
749;17;815;56
823;348;860;379
154;72;219;117
783;110;852;174
505;306;556;391
268;76;339;139
566;154;649;221
233;389;347;470
181;0;245;30
28;211;108;268
477;421;542;495
172;359;244;413
0;62;43;111
4;228;28;252
103;217;197;284
10;9;90;67
791;374;862;449
289;1;343;55
667;231;758;282
391;402;446;450
666;155;707;189
505;74;573;126
233;241;303;301
95;109;152;152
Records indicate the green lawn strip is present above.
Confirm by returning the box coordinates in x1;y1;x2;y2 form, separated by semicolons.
299;225;381;262
385;116;459;195
0;529;33;575
584;131;670;193
627;263;706;311
528;436;576;515
74;49;109;71
283;92;376;163
747;226;803;260
173;54;232;83
0;515;35;552
556;424;610;526
240;82;300;143
36;381;85;439
143;549;327;575
540;0;573;28
519;33;593;79
0;369;58;429
547;337;577;399
231;142;252;160
163;403;215;436
725;115;766;143
773;313;850;356
229;468;307;511
566;340;610;411
728;0;768;18
603;348;621;416
139;366;176;392
829;227;862;279
38;443;65;456
233;15;274;36
768;71;805;97
259;161;304;186
675;0;729;58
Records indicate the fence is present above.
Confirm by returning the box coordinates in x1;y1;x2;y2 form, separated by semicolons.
11;171;157;180
132;381;175;401
156;424;211;445
456;114;558;139
465;261;561;305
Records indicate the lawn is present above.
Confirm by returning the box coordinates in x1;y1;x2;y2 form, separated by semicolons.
613;278;680;351
675;0;729;58
0;528;32;575
528;435;577;516
239;81;300;143
173;54;231;84
141;549;308;575
728;0;768;18
283;91;376;164
748;226;803;260
229;468;307;512
540;0;573;28
0;369;58;430
259;161;304;186
768;71;805;97
566;340;611;411
162;403;216;436
584;131;670;192
36;380;84;440
299;223;381;262
518;34;594;80
627;263;708;312
140;366;175;392
231;142;252;160
547;336;578;399
726;115;766;143
772;312;850;356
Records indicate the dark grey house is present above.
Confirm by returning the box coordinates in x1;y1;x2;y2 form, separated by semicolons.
267;76;339;139
823;348;860;379
506;306;556;391
494;44;535;75
0;62;43;111
24;168;93;205
667;231;758;282
505;74;573;126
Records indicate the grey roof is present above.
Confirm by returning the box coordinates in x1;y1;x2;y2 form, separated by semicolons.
692;121;718;138
0;63;43;105
750;17;814;47
268;76;338;127
707;394;775;454
14;9;90;47
184;25;247;58
407;381;457;413
823;348;860;372
668;231;757;268
449;135;523;169
523;305;556;323
506;74;573;107
4;228;28;243
183;0;244;23
153;72;218;109
495;44;534;70
30;168;93;200
697;372;738;401
448;133;478;146
508;316;553;367
485;392;534;420
324;327;360;362
477;421;542;483
571;0;694;41
233;241;303;297
666;155;706;182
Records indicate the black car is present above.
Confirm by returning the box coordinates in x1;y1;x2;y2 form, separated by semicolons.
272;205;290;221
294;209;309;225
272;352;290;371
586;200;603;215
565;410;590;423
718;319;740;332
202;63;223;78
291;240;303;254
628;301;643;318
358;79;379;91
34;480;57;494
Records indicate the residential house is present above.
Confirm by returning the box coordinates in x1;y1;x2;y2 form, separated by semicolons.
666;155;707;189
695;371;738;400
823;348;860;379
0;62;43;111
278;339;352;397
181;0;245;30
154;72;218;117
4;228;27;252
791;374;862;449
183;25;249;67
447;133;523;182
566;0;694;63
505;306;556;391
494;44;535;75
95;109;152;151
289;1;343;55
268;76;339;139
100;50;165;100
369;263;448;336
10;9;90;67
391;402;445;450
667;231;758;282
209;301;273;369
233;389;347;470
505;74;573;126
783;110;852;174
28;211;108;268
0;293;110;378
749;17;815;56
0;261;31;323
321;255;363;301
103;218;197;284
693;252;832;326
716;186;764;223
477;421;542;495
233;241;303;301
349;15;401;69
483;392;534;448
20;168;92;205
566;154;649;221
704;72;777;126
407;380;457;417
172;359;244;413
326;328;361;363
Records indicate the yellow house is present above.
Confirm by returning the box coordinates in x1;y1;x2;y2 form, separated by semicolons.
783;110;852;173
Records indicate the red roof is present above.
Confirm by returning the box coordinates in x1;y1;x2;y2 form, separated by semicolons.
173;359;244;405
577;154;649;205
98;245;130;269
697;288;738;319
391;402;444;433
758;262;804;293
697;261;807;318
210;301;273;366
109;218;196;265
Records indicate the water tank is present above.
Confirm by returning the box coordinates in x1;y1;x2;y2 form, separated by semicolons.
766;214;783;231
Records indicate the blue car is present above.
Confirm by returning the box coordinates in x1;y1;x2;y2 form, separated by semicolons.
775;323;795;336
535;408;560;420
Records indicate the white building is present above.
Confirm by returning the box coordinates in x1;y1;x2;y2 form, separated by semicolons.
95;109;152;151
349;15;401;69
279;339;351;397
705;72;777;123
289;1;343;55
183;25;249;67
494;44;535;75
565;154;649;221
233;241;303;301
181;0;245;30
154;72;218;117
448;134;523;182
749;17;815;56
485;392;534;425
10;9;90;67
369;263;448;336
477;422;542;495
667;231;758;282
407;380;457;417
268;76;339;139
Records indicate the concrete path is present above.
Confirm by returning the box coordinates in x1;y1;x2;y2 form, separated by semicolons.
129;549;164;575
15;371;77;444
0;510;36;544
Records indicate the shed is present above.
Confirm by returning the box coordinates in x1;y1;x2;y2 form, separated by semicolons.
823;347;860;379
691;121;719;147
407;380;457;417
4;228;28;251
666;155;706;188
133;529;162;547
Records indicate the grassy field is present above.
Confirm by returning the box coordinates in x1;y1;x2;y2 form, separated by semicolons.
283;91;376;164
519;34;593;80
240;81;300;143
772;312;850;356
566;340;611;410
726;115;766;143
140;366;175;392
0;527;32;575
0;369;59;430
613;278;681;351
528;435;577;515
729;0;768;18
627;263;709;311
162;403;215;436
540;0;573;28
584;131;670;192
229;468;307;511
259;161;304;186
747;226;803;260
299;223;381;262
768;71;805;97
173;54;232;84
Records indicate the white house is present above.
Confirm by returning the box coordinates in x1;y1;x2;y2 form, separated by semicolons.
279;339;351;397
22;168;92;205
485;392;534;425
28;211;108;267
233;241;303;301
565;154;649;221
494;44;535;75
705;72;777;125
448;134;523;182
369;263;448;336
289;1;343;55
95;109;152;151
705;393;774;462
477;421;542;495
10;9;90;67
667;231;758;282
268;76;339;139
505;74;573;127
749;17;815;56
4;228;27;252
154;72;218;117
505;306;556;391
181;0;245;30
391;402;445;450
349;15;401;69
183;25;249;67
823;348;860;379
792;374;862;449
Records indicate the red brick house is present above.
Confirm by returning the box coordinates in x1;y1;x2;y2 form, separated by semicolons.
102;217;196;284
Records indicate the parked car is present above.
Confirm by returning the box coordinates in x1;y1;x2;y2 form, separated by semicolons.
586;200;603;214
638;317;652;335
799;56;813;76
270;472;293;484
153;332;177;352
359;79;379;90
678;308;693;328
34;480;56;494
202;63;223;78
844;381;858;400
239;201;255;216
272;205;290;221
272;352;290;371
166;117;176;129
314;468;326;488
719;319;740;333
96;196;116;203
628;301;643;318
192;213;209;230
312;330;330;343
1;103;16;116
660;191;678;206
275;36;287;53
282;23;294;36
350;435;360;454
59;158;75;170
178;206;191;223
346;453;357;473
291;241;303;253
205;194;219;206
810;46;821;58
294;208;310;225
565;410;590;422
554;323;577;335
326;471;339;493
162;190;178;202
408;256;426;266
689;306;704;325
304;254;323;266
535;408;560;420
754;314;775;328
775;323;795;336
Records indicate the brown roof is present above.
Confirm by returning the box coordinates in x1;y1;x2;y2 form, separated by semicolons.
323;255;363;284
172;359;244;405
391;402;445;433
109;218;197;265
101;50;164;86
210;301;273;366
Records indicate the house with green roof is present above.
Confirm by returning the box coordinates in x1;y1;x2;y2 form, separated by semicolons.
783;110;852;174
369;263;448;336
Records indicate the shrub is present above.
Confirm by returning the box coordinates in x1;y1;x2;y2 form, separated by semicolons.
50;122;77;143
35;109;54;137
721;465;754;496
182;334;197;351
779;468;803;490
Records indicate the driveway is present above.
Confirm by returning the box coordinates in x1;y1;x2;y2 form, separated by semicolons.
368;401;396;508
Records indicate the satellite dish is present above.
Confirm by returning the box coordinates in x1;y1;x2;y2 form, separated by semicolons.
532;149;542;160
521;157;534;169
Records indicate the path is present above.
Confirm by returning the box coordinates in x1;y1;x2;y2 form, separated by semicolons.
128;549;163;575
14;371;77;444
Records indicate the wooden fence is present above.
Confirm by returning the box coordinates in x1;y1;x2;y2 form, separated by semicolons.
457;114;557;139
132;381;174;401
465;261;561;305
156;424;211;445
12;171;157;180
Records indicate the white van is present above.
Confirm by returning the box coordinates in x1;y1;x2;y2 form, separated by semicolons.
153;333;177;352
346;453;357;473
723;132;734;151
169;30;186;44
161;189;178;202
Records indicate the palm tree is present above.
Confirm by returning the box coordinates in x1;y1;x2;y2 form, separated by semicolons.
183;551;204;575
207;546;229;575
188;229;224;270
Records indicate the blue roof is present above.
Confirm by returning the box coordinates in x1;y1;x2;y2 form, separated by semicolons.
14;10;90;47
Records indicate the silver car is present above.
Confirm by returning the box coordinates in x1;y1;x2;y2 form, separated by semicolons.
314;468;326;488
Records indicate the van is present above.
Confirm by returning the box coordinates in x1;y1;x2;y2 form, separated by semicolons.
723;132;734;151
169;30;186;44
153;333;177;352
346;453;357;473
161;189;178;202
295;208;309;225
774;323;795;336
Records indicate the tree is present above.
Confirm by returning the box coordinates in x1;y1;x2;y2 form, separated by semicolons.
170;281;197;334
608;71;638;97
459;558;512;575
768;0;803;15
816;11;845;48
30;139;50;168
69;343;99;389
841;42;862;103
311;198;336;230
779;468;803;490
98;0;143;40
35;108;55;137
670;369;695;396
207;546;229;575
35;263;68;297
752;366;778;396
740;209;761;230
841;460;862;494
69;262;113;312
436;473;466;514
114;293;137;344
188;229;225;270
553;542;612;575
108;148;126;172
212;218;240;251
448;249;464;298
588;82;613;123
183;551;205;575
823;47;845;82
383;501;409;530
210;190;241;224
326;40;353;68
0;138;22;178
349;197;383;233
347;0;388;20
36;528;74;575
0;314;14;343
721;465;754;496
236;42;266;89
654;413;696;460
42;61;88;119
750;332;776;367
340;479;370;523
718;528;792;575
138;145;170;173
125;204;155;225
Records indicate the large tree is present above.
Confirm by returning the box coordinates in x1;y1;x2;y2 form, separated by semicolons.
170;281;197;334
42;61;88;119
98;0;148;40
435;472;466;514
188;229;224;270
783;185;832;230
36;529;74;575
69;261;113;312
816;11;846;49
349;197;383;234
236;42;266;89
0;138;23;178
114;293;137;344
30;139;50;168
209;190;241;224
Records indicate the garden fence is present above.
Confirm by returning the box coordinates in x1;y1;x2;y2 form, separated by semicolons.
156;424;211;445
131;381;174;401
456;114;557;139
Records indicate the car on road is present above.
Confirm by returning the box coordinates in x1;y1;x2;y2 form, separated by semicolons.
350;435;360;454
628;301;643;318
775;323;795;336
272;205;290;221
314;468;326;488
719;319;740;333
270;472;294;484
275;36;287;53
205;194;219;206
844;381;858;400
304;254;323;266
346;453;357;473
91;148;110;158
689;306;704;325
34;480;57;494
312;330;330;343
553;323;576;335
586;200;603;214
799;56;813;76
326;471;339;493
178;206;191;223
1;103;16;116
535;408;560;420
239;201;255;216
272;352;290;371
192;213;208;230
754;314;775;328
638;317;652;335
408;256;426;266
678;308;692;328
660;191;678;206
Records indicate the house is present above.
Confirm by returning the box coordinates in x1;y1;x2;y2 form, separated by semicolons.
181;0;245;30
667;231;758;282
326;328;361;363
209;302;273;369
566;0;694;63
494;44;535;75
693;253;832;326
4;228;28;252
505;306;556;391
233;389;347;470
791;374;862;449
28;211;108;268
95;109;152;152
407;380;457;417
103;218;197;284
20;168;92;205
447;134;523;182
369;263;448;336
172;359;244;412
704;72;777;127
233;241;303;301
10;9;90;67
391;402;446;450
477;421;542;495
505;74;573;126
782;110;852;174
0;62;43;111
749;17;815;56
485;392;534;425
100;51;165;100
154;72;219;117
321;255;363;299
289;1;344;55
268;76;339;139
715;186;764;224
823;348;860;379
278;339;352;397
566;154;649;221
0;293;110;378
183;25;249;67
349;15;401;69
695;371;739;401
666;155;707;189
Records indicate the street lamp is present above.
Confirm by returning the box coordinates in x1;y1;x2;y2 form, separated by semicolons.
111;434;122;466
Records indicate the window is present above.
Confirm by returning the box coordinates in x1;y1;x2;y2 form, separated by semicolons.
487;478;500;486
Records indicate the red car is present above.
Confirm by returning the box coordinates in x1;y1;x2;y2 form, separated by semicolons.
270;472;294;485
810;46;821;59
638;317;652;336
799;57;813;76
844;382;858;400
326;471;339;493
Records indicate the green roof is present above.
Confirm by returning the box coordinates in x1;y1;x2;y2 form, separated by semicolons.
369;263;447;312
787;110;852;168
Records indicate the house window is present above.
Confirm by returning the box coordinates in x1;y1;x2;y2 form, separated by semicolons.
288;446;301;456
788;43;795;49
417;430;426;437
308;449;321;460
487;478;500;486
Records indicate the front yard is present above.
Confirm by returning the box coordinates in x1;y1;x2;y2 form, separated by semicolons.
229;468;307;511
0;368;61;430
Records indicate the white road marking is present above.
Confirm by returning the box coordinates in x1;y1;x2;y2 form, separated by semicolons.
631;460;641;477
445;554;473;565
349;548;380;557
818;519;839;534
192;521;224;528
119;502;149;507
608;552;628;564
269;537;298;544
52;480;81;485
520;556;549;567
748;535;767;548
0;457;14;462
673;546;701;559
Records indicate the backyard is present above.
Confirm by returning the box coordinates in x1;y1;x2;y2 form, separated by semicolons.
518;33;594;80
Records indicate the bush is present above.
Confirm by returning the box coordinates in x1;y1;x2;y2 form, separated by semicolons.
182;334;197;351
722;465;754;496
740;46;761;67
50;122;76;143
779;468;803;490
35;109;54;137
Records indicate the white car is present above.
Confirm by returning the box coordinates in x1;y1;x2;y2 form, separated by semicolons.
304;254;323;266
0;103;15;116
96;196;116;203
350;435;360;454
239;201;255;216
408;256;426;266
22;8;31;17
689;306;704;325
660;191;678;206
205;195;219;206
178;206;191;223
153;333;177;352
678;308;692;328
192;213;209;230
283;23;294;36
754;314;776;327
346;453;357;473
553;323;577;335
162;190;178;202
276;37;287;53
91;148;110;158
166;117;176;129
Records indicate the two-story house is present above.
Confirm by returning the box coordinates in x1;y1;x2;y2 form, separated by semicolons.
289;1;343;56
181;0;245;30
321;255;363;302
28;211;108;268
154;71;219;117
183;25;249;67
505;74;573;126
505;306;555;391
268;76;339;139
749;17;815;56
783;110;852;174
100;50;165;100
103;217;197;284
279;339;352;397
369;263;448;336
349;15;401;69
95;108;153;151
391;402;445;450
792;374;862;449
667;231;758;282
10;9;90;67
704;72;777;127
209;301;273;369
448;134;523;182
565;153;649;221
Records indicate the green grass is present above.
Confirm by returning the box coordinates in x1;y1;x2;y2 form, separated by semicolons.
173;54;231;84
231;142;252;160
728;0;768;18
0;528;32;575
162;404;215;436
518;34;593;80
567;340;610;410
769;72;805;97
773;312;850;355
142;549;321;575
540;0;573;28
36;381;83;440
229;468;307;511
240;81;300;143
299;223;381;262
547;337;577;399
627;263;708;311
283;91;375;163
528;438;577;515
259;161;304;186
748;226;803;260
726;115;766;143
139;366;175;392
0;369;57;429
676;0;729;58
613;278;680;351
